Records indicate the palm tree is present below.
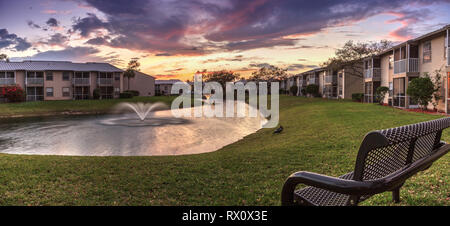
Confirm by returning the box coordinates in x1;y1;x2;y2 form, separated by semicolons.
123;59;140;91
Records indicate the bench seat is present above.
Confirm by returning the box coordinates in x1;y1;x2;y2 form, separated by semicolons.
282;118;450;206
294;172;354;206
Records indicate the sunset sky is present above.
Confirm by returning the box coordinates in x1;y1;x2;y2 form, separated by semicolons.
1;0;449;81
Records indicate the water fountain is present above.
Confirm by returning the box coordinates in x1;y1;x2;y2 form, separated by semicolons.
116;102;166;121
99;102;189;127
203;94;212;104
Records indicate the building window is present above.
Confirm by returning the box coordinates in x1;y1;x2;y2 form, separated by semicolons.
115;73;120;81
46;87;54;97
114;87;120;96
0;71;15;83
46;72;53;81
62;87;70;97
423;41;431;63
63;72;70;81
6;72;14;78
75;72;90;78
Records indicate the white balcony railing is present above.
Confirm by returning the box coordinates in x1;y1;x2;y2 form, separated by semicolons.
325;75;336;84
394;58;419;74
97;78;113;85
73;78;90;85
26;78;44;85
409;58;419;72
364;68;381;80
0;78;15;85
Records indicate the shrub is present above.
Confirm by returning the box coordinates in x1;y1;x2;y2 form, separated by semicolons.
305;84;319;96
407;77;434;110
279;89;290;95
93;88;101;100
289;85;298;96
126;90;140;96
300;88;307;96
119;92;133;99
375;86;389;105
3;85;25;102
352;93;364;102
427;69;443;111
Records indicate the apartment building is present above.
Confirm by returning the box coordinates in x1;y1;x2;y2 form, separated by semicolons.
285;24;449;109
122;71;155;96
296;68;322;97
155;79;182;96
336;62;364;99
295;73;306;96
365;24;450;113
280;79;287;91
363;56;382;103
0;61;124;101
322;68;338;99
318;69;326;97
284;76;295;95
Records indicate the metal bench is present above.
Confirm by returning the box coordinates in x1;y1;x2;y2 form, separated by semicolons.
281;117;450;206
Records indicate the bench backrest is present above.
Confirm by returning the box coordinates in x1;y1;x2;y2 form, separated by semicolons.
353;117;450;181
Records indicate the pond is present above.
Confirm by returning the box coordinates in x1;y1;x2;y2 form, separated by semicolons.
0;103;266;156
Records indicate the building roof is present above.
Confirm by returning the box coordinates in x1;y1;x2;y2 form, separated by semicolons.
0;60;123;72
134;70;155;79
294;67;326;77
155;79;182;85
376;24;449;57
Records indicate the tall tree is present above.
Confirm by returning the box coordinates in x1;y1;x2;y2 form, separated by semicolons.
123;58;141;91
248;65;288;82
322;40;393;77
0;54;9;62
203;70;240;88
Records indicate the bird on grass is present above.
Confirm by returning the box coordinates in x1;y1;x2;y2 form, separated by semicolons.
273;125;283;134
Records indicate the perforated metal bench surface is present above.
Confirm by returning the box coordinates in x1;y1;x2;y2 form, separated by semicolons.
282;118;450;206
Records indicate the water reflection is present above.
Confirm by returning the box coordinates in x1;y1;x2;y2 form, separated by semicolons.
0;103;265;156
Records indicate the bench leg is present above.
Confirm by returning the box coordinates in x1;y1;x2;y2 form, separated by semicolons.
392;188;400;203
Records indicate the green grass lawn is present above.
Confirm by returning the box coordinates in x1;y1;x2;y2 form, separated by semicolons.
0;96;177;117
0;96;448;205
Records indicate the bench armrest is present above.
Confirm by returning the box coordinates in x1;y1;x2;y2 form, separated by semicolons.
281;143;450;205
281;171;380;205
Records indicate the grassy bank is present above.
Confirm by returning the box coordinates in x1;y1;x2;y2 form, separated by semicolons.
0;96;177;118
0;96;448;205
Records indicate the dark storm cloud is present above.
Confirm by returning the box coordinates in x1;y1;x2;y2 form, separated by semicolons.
39;33;69;46
46;18;60;27
0;28;32;51
15;46;122;64
85;36;110;45
165;68;184;73
71;0;449;54
27;20;41;29
155;53;173;56
248;63;272;68
287;64;318;71
225;38;299;51
71;13;110;37
29;46;100;61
